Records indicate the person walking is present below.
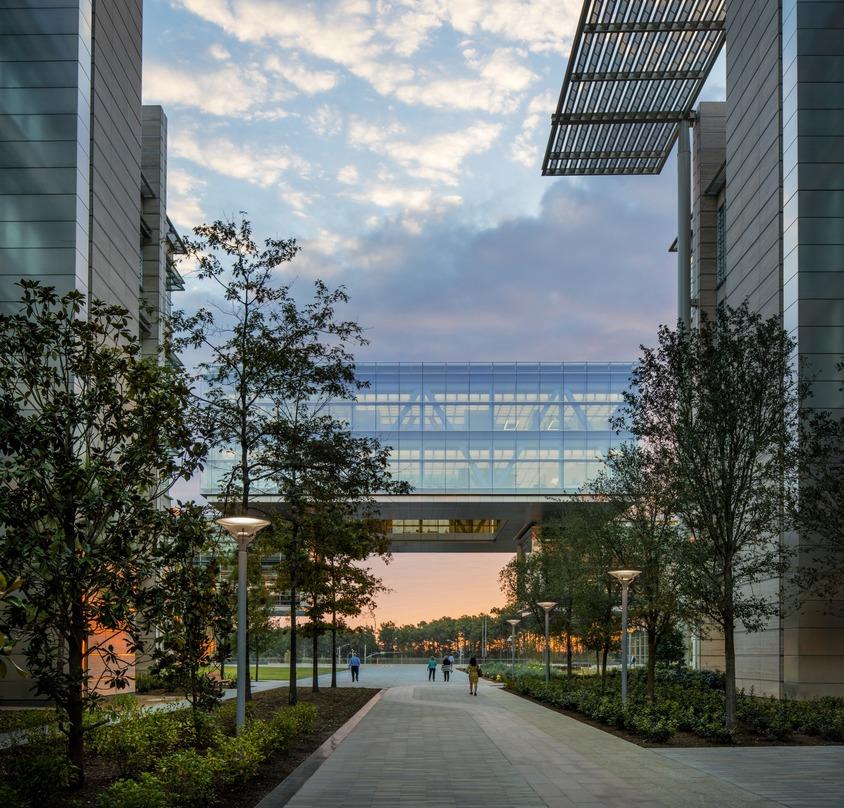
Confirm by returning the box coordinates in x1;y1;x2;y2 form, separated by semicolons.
442;654;453;682
349;651;361;682
467;656;481;696
427;655;437;681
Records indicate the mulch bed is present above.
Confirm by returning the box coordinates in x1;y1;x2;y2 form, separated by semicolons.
501;686;843;749
69;686;379;807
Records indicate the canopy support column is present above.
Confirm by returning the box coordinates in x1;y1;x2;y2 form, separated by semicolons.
677;118;692;329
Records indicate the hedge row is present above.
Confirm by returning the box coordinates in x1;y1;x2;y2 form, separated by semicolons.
485;663;844;744
0;700;317;808
94;702;318;808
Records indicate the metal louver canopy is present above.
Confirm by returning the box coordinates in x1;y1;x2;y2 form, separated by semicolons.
542;0;726;176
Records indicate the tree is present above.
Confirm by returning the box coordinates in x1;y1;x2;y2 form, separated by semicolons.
568;508;622;688
266;420;407;703
322;533;387;686
172;216;299;518
147;505;233;731
590;444;689;700
615;303;797;726
0;282;203;783
174;216;374;704
171;216;299;700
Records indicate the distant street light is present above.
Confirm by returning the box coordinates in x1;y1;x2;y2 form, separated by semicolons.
216;516;270;734
609;569;641;706
505;618;521;678
537;601;557;683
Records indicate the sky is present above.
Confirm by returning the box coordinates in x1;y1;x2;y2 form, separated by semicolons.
142;0;726;626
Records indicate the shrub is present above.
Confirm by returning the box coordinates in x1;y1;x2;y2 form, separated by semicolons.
1;730;76;808
174;708;223;749
97;773;168;808
135;670;167;693
90;710;181;777
213;700;255;736
207;731;265;787
156;748;215;808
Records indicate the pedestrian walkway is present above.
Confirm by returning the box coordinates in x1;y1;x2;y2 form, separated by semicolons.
271;664;844;808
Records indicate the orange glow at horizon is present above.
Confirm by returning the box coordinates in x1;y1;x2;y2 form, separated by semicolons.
353;552;512;628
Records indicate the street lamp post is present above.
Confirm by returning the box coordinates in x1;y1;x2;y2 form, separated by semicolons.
216;516;270;734
505;618;520;678
537;601;557;683
609;569;641;706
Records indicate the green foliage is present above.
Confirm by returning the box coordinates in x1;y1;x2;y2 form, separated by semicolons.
0;729;77;807
207;731;266;787
214;700;256;736
616;303;801;726
148;504;233;716
156;749;215;808
0;708;55;734
488;663;843;746
89;710;181;777
96;773;168;808
135;670;168;693
0;281;205;780
29;696;319;807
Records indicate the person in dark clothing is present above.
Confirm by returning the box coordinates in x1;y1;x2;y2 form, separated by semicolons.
442;655;453;682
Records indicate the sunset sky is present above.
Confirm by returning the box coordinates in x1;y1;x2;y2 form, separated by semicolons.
145;1;725;626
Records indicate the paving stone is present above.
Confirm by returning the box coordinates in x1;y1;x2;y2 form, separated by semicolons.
276;665;841;808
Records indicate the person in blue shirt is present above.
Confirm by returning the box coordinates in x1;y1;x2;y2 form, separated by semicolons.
349;652;361;682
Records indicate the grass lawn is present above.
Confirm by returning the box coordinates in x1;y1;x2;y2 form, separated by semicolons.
223;665;333;682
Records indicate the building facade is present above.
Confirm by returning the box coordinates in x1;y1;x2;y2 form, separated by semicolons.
0;1;181;354
546;0;844;699
202;362;634;552
0;1;183;701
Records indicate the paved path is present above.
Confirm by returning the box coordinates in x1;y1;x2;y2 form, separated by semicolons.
273;664;844;808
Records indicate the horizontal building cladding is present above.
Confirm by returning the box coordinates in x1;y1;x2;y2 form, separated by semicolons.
202;362;635;497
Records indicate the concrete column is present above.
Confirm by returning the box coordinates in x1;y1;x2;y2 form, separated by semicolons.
677;119;692;329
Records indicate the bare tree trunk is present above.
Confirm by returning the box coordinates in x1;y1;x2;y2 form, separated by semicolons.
289;582;298;706
566;631;573;676
331;614;338;688
312;626;320;692
646;626;657;702
601;645;609;690
255;649;259;683
724;612;737;727
67;608;85;787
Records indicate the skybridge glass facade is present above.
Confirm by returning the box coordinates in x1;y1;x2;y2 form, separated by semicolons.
202;362;634;496
330;362;633;494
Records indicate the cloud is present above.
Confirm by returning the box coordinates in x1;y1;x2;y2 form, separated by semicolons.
176;0;575;104
307;104;343;137
264;54;339;94
171;129;309;187
293;174;677;361
143;61;289;118
511;89;556;168
166;168;207;230
178;0;411;96
394;48;538;114
348;118;501;185
208;43;230;60
337;165;359;184
418;0;581;55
